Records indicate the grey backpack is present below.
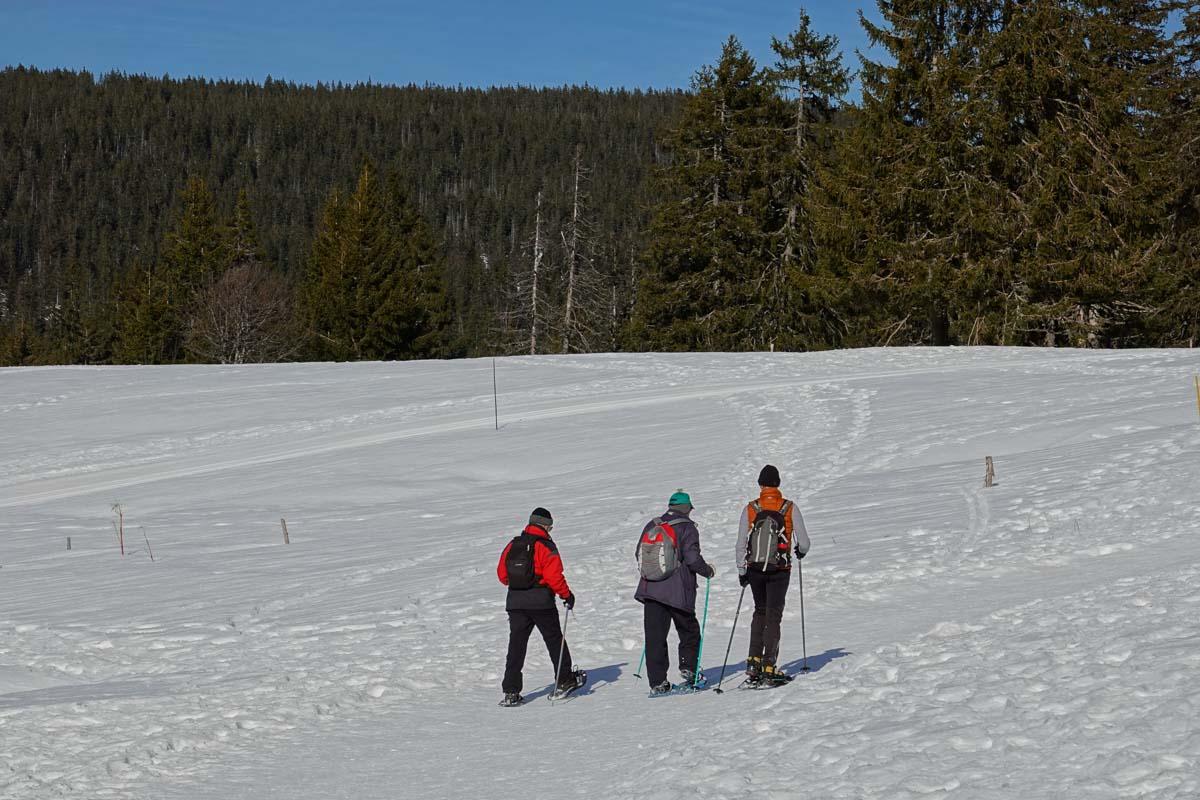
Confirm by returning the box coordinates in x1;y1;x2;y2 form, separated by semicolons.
637;517;680;581
746;500;792;572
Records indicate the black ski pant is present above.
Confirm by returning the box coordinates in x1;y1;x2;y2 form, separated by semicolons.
748;569;790;666
503;608;573;694
643;599;700;686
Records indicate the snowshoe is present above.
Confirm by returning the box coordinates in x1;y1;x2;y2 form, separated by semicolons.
648;680;673;697
498;692;524;707
550;669;586;701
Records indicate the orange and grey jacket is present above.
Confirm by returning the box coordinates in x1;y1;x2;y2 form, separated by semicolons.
735;487;811;576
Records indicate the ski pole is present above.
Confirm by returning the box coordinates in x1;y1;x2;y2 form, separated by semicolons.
555;607;572;687
798;559;809;673
712;583;748;694
693;577;711;689
634;645;646;680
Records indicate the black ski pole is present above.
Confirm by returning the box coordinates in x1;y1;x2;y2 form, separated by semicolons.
712;584;748;694
554;606;572;690
798;559;809;673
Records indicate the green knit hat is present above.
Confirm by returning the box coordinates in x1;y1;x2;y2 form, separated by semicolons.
668;490;692;509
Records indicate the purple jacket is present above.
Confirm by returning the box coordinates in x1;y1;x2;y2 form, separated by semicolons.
634;509;714;612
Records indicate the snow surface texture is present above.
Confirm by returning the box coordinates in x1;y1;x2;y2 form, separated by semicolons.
2;349;1199;799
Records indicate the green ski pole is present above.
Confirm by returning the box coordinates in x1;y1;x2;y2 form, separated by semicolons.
634;645;646;679
693;577;711;689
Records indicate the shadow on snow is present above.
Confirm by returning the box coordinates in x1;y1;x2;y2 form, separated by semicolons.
517;648;851;701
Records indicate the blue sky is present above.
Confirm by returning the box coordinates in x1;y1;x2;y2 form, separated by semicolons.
0;1;881;91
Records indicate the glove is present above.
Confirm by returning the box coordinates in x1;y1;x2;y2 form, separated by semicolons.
563;592;576;610
794;547;806;560
738;573;750;588
706;564;717;579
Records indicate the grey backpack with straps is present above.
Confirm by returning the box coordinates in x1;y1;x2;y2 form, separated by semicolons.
637;517;680;581
746;500;792;572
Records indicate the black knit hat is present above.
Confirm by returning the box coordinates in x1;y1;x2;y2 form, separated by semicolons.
529;507;554;529
757;465;781;488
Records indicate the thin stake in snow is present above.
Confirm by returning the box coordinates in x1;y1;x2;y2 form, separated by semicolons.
984;456;995;488
281;518;291;545
141;527;155;562
66;537;71;551
492;358;499;431
112;503;125;556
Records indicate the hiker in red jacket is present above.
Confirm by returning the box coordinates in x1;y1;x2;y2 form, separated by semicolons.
496;507;585;706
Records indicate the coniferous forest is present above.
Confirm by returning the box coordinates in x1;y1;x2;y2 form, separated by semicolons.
3;1;1199;365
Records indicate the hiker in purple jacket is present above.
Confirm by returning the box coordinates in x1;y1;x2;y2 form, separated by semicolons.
634;490;715;695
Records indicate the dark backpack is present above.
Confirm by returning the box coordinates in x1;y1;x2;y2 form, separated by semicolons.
746;500;792;573
637;517;680;581
505;534;547;590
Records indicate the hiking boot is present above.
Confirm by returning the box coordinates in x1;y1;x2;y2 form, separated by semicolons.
680;669;707;689
746;656;763;679
498;692;523;707
762;665;792;686
556;668;586;694
649;680;673;696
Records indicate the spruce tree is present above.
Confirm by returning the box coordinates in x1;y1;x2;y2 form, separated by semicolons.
985;0;1175;345
630;37;789;351
115;176;227;362
1148;1;1200;344
818;0;1003;347
113;259;176;364
768;10;851;349
302;163;451;360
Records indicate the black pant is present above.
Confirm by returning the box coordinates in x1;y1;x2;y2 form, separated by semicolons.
503;609;572;694
643;599;700;686
748;569;790;666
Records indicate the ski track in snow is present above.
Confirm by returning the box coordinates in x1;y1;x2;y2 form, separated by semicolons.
1;349;1199;799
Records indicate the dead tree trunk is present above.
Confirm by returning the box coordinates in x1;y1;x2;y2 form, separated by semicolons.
562;151;582;354
530;190;544;356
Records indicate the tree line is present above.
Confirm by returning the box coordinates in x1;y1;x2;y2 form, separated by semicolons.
633;0;1200;350
0;72;681;363
3;0;1198;365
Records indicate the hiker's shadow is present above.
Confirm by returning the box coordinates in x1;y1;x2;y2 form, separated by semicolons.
701;648;851;685
780;648;851;676
525;662;627;701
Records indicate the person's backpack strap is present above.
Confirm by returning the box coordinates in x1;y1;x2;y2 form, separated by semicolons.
647;517;678;545
533;534;558;554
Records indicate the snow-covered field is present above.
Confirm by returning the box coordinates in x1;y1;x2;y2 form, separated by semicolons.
2;348;1199;799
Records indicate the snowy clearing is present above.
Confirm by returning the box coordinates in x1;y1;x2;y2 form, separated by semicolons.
2;348;1199;799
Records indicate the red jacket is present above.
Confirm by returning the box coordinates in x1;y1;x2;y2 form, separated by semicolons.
497;524;571;599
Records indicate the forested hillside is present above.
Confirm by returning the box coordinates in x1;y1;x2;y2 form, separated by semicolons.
0;69;682;363
633;2;1200;351
3;0;1199;365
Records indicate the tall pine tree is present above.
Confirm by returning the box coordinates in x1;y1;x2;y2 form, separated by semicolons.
302;163;451;360
630;37;790;350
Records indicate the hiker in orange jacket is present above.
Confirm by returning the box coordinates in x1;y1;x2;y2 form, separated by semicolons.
734;465;811;686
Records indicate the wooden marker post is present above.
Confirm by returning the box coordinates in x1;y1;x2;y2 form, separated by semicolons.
112;504;125;556
984;456;995;488
281;518;291;545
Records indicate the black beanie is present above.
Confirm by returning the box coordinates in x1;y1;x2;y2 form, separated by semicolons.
757;465;781;488
529;507;553;528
